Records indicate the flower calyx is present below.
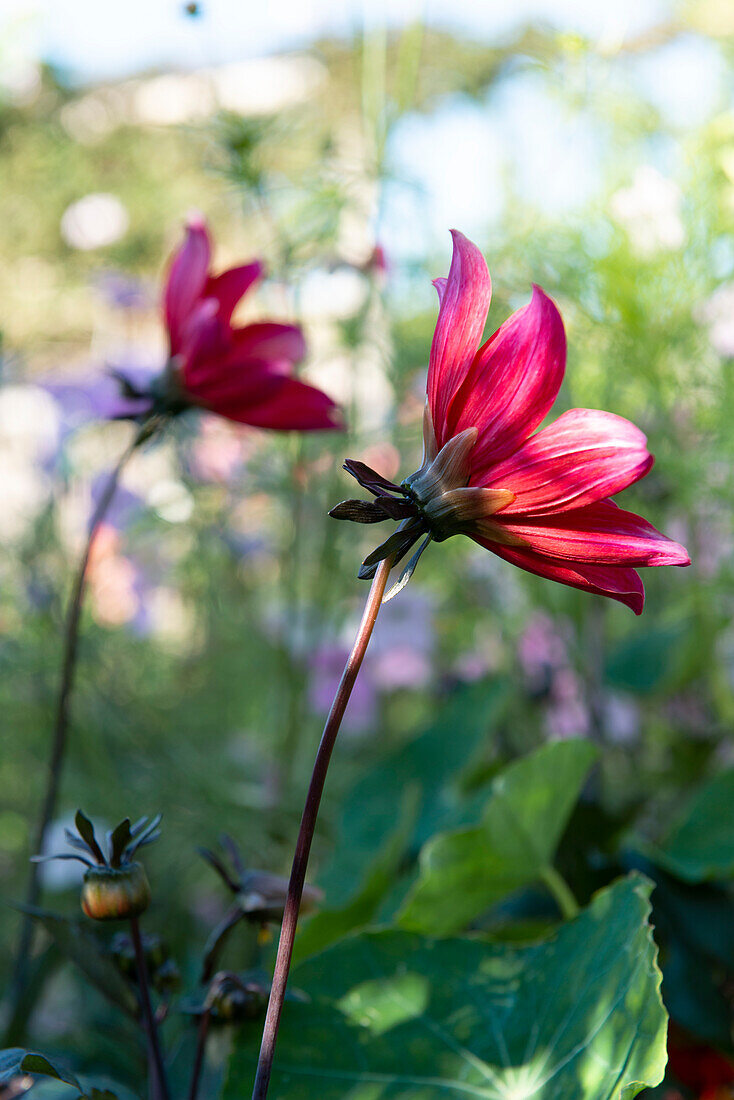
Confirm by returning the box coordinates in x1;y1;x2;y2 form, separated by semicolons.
35;810;160;922
329;404;514;599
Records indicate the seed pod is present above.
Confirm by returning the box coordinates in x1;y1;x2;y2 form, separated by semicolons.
81;863;151;922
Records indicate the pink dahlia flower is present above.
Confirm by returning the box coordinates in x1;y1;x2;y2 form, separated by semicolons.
110;217;341;432
331;230;689;613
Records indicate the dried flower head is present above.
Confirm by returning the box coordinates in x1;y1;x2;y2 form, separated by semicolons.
199;835;323;981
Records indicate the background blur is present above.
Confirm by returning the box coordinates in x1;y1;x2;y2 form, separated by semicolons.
1;0;733;1087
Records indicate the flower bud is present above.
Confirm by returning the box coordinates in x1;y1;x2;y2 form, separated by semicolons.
33;810;161;923
210;976;268;1023
81;862;151;922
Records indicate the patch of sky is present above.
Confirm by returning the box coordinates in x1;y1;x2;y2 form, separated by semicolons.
6;0;673;85
625;33;726;129
379;67;603;261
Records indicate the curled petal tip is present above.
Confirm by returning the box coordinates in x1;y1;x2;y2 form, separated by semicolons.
432;277;447;305
185;209;207;231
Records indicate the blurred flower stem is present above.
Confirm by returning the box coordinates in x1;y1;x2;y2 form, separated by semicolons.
8;417;159;1028
130;914;170;1100
251;555;394;1100
540;866;580;921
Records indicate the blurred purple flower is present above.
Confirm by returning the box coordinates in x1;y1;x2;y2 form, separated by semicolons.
369;589;434;690
307;644;377;734
45;364;156;434
517;613;569;698
93;270;154;311
90;472;144;531
545;668;590;740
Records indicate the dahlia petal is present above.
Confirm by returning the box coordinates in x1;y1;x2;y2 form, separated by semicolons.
179;301;232;385
474;536;646;614
491;501;691;567
484;409;653;514
432;277;447;305
183;355;283;408
222;375;342;431
450;285;566;474
205;261;262;324
233;322;306;364
427;231;492;447
164;218;211;355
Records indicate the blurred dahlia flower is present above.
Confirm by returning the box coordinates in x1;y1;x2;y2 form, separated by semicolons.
331;231;689;612
107;216;341;431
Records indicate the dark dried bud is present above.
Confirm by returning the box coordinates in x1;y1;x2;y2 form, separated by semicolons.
210;976;268;1023
110;930;171;980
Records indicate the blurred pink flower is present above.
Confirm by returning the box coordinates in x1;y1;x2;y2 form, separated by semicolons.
517;613;568;695
371;645;431;691
86;523;140;626
102;217;341;432
188;416;248;483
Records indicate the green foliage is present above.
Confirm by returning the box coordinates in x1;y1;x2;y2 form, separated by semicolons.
399;740;597;934
225;875;667;1100
643;767;734;881
3;7;734;1094
0;1048;82;1092
318;680;511;909
20;908;138;1017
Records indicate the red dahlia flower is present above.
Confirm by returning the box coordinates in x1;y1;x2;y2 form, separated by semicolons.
331;230;689;611
667;1026;734;1100
112;216;340;431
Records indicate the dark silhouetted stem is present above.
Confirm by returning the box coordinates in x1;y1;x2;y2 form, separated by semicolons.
9;420;157;1021
131;916;170;1100
251;556;393;1100
187;1005;212;1100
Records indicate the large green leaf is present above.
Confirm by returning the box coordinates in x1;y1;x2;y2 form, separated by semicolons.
399;740;597;934
643;766;734;881
225;874;667;1100
319;680;510;908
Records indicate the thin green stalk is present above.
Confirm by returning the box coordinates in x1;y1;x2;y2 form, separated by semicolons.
8;418;158;1032
541;865;580;921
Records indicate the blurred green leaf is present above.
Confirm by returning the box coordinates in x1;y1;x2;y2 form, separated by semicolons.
224;874;666;1100
643;767;734;881
604;625;686;694
22;908;138;1018
399;739;597;934
319;680;511;908
0;1048;81;1091
293;785;419;963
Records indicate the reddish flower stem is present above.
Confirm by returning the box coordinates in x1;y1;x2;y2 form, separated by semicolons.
250;556;394;1100
8;420;157;1029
